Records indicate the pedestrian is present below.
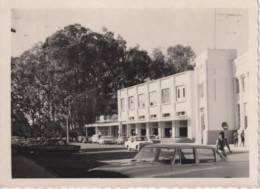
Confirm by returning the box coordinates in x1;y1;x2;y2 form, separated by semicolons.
233;130;239;147
240;130;245;147
216;132;226;157
221;122;232;153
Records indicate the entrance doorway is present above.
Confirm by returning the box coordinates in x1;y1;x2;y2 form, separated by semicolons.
179;127;188;137
165;128;171;137
87;127;95;137
131;129;135;136
151;128;158;135
141;129;146;136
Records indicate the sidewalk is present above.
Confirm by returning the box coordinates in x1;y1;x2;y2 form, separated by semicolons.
224;144;249;152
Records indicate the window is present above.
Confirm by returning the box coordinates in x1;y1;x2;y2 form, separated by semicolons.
156;148;175;164
197;148;216;163
150;114;157;119
120;98;125;110
161;88;170;104
244;103;247;129
136;147;157;162
180;120;187;126
179;148;195;164
235;78;239;94
162;113;170;118
138;115;145;120
176;85;186;102
241;76;245;92
128;96;135;109
138;94;145;108
129;116;135;121
149;91;157;106
177;111;186;117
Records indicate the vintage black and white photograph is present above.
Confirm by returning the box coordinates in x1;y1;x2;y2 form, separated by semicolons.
1;0;258;187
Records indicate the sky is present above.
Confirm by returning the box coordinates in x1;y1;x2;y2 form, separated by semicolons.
11;8;248;57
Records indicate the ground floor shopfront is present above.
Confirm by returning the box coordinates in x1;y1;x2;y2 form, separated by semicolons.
86;119;194;140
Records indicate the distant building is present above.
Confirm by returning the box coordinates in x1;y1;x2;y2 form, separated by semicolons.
86;49;252;145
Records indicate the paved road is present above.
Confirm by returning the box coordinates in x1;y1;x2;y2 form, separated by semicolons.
12;143;248;178
12;144;137;178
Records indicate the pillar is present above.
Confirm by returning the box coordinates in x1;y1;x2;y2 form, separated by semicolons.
146;123;150;137
126;124;130;137
95;127;98;134
85;127;88;137
108;126;112;136
171;121;175;138
158;122;162;138
136;124;141;135
187;119;192;139
118;122;123;137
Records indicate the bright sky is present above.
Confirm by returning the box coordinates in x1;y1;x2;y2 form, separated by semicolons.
11;8;248;57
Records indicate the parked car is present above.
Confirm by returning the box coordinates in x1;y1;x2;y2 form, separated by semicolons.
88;144;249;178
91;134;102;143
78;136;87;143
21;139;81;155
124;136;152;151
97;136;115;145
116;136;128;145
147;135;160;143
18;139;44;153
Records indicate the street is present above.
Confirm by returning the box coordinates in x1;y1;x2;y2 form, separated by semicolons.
12;143;249;178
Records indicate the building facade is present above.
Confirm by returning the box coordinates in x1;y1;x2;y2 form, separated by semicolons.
117;71;196;141
86;49;253;145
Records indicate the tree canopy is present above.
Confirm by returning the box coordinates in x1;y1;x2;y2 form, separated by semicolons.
11;23;196;138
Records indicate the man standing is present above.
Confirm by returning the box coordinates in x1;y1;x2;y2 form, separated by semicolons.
221;122;232;153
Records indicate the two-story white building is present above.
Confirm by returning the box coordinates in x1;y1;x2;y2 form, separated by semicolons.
86;49;253;145
117;71;196;141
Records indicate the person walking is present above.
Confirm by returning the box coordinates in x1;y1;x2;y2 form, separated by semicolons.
221;122;232;153
216;132;226;157
240;130;245;147
233;130;239;147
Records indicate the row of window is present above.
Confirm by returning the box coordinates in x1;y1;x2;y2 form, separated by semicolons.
121;86;186;110
128;112;186;121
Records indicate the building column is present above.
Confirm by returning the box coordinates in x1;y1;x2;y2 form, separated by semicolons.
146;123;150;137
158;122;162;138
171;121;175;138
118;122;123;137
108;126;112;136
95;127;98;134
126;124;130;137
187;119;192;139
136;124;141;135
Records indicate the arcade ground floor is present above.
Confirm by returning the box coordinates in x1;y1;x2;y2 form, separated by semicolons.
86;119;195;140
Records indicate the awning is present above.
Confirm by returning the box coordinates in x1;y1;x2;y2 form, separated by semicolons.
85;122;119;127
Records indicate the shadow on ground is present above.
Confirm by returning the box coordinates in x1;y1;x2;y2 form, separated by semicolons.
12;149;137;178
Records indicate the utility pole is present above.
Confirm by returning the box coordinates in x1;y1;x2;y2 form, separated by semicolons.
66;116;69;143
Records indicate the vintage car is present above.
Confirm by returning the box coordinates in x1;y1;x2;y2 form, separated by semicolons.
97;136;116;145
116;136;128;145
88;144;249;178
18;139;44;153
91;134;102;143
124;136;152;151
147;135;160;143
22;139;81;155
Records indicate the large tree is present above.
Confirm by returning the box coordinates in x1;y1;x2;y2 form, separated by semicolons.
166;44;196;73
